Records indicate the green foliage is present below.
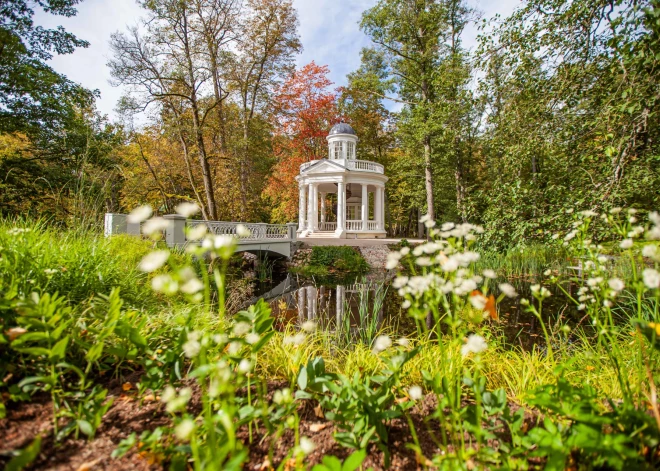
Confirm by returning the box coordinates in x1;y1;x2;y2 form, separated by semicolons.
293;246;369;280
311;450;370;471
5;436;41;471
296;348;419;466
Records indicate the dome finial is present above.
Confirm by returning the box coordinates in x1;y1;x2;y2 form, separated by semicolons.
329;122;356;136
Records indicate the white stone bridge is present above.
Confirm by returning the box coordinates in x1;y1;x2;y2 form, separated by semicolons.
105;213;297;258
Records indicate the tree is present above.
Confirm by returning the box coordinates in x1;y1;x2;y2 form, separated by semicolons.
225;0;301;215
0;0;94;139
264;62;339;222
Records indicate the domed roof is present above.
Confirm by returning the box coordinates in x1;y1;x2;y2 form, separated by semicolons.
329;122;356;136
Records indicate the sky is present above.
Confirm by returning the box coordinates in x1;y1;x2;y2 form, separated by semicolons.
35;0;521;119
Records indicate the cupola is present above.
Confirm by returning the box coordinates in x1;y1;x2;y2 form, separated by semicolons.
327;122;358;160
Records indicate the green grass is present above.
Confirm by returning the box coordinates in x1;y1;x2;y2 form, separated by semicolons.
477;243;570;278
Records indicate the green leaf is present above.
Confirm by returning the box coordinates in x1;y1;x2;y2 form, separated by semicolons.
77;420;94;437
342;449;367;471
49;336;69;361
6;436;41;471
297;365;308;390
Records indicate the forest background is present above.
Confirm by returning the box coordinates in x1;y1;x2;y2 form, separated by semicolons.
1;0;659;250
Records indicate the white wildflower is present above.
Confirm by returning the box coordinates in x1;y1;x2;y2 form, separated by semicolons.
214;235;235;249
483;269;497;279
372;335;392;353
610;207;622;214
648;227;660;240
564;230;578;241
498;283;517;298
642;244;660;261
175;202;200;218
43;268;58;275
228;341;242;355
408;385;423;401
629;216;638;223
603;300;613;308
237;359;252;374
236;224;251;238
283;333;306;346
175;419;195;441
127;205;152;224
301;320;317;332
187;224;207;241
245;333;260;345
577;303;586;311
643;269;660;289
441;222;455;231
139;250;170;272
299;437;316;455
461;334;488;357
420;214;433;223
587;277;603;287
415;257;432;267
183;338;201;358
424;219;436;228
393;276;409;289
161;385;176;404
399;246;411;256
580;210;598;218
233;322;251;336
441;257;459;273
142;217;169;236
401;299;411;309
650;211;660;226
180;277;204;295
386;252;402;270
152;274;178;295
397;337;410;347
551;233;560;240
470;294;488;311
608;278;625;292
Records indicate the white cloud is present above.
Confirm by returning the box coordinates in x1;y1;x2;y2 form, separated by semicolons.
32;0;520;120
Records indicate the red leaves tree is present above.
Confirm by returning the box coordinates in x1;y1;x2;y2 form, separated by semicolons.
264;62;340;222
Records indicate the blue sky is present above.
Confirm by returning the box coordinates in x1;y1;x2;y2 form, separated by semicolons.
35;0;520;119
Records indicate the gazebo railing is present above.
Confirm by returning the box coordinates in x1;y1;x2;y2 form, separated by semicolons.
346;220;363;231
367;221;379;231
345;160;384;174
319;222;337;231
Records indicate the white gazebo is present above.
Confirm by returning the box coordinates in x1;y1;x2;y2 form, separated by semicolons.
296;123;387;239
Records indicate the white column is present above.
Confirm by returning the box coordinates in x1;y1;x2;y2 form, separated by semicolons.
381;186;386;231
361;183;368;232
374;186;382;231
312;184;319;231
298;184;307;231
320;192;326;225
307;183;314;231
337;181;345;231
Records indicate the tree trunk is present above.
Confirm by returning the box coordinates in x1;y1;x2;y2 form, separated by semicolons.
423;134;435;237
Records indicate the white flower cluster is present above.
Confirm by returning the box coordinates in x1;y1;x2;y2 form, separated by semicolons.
648;211;660;240
461;334;488;357
643;269;660;290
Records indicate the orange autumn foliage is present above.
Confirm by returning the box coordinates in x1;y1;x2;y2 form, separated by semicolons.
264;62;341;222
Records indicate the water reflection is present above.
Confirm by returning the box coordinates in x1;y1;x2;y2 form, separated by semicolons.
255;274;588;351
263;276;386;334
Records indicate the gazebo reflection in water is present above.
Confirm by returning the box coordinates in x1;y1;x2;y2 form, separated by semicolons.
268;281;386;333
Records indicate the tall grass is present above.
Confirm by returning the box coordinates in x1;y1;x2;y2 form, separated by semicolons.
476;244;570;278
0;219;166;309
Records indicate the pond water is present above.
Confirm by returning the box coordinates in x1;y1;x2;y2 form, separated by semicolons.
247;269;590;351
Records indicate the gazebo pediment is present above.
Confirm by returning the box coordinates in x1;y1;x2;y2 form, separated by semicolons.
303;159;347;174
